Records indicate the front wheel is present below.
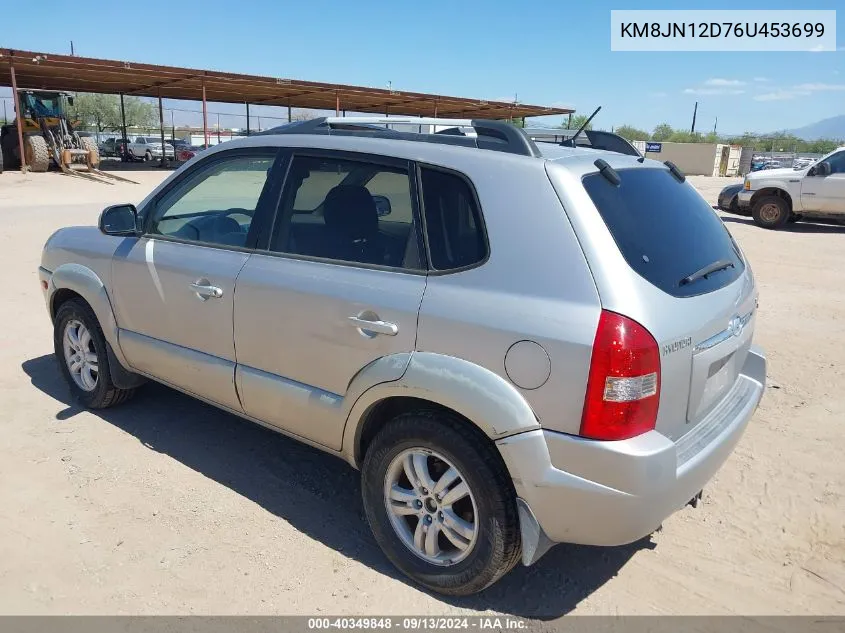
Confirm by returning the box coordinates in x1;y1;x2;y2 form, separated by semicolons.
361;410;521;596
53;299;137;409
752;195;790;229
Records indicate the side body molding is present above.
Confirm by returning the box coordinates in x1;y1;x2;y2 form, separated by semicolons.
341;351;541;466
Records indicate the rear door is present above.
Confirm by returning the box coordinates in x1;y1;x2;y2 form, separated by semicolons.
577;165;757;441
232;150;426;450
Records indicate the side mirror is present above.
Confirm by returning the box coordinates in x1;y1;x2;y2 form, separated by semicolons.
813;162;831;177
372;194;392;217
99;204;139;236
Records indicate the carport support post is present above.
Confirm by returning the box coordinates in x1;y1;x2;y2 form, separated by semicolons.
9;59;27;173
158;94;167;167
245;103;250;136
120;94;128;161
335;91;340;117
202;78;209;148
287;105;291;123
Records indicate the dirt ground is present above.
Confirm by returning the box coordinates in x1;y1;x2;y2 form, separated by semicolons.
0;169;842;618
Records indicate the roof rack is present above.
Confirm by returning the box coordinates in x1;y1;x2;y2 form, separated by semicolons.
525;127;642;158
257;117;543;158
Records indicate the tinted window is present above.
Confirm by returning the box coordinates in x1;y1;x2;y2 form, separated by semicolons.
822;151;845;174
582;168;744;297
270;155;419;269
420;168;486;270
149;154;275;248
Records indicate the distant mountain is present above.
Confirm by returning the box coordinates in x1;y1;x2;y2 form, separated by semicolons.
784;115;845;141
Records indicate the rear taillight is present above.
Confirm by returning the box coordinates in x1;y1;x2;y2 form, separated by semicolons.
580;310;661;441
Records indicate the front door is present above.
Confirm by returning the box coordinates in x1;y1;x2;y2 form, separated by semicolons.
233;151;427;449
111;149;280;409
802;151;845;214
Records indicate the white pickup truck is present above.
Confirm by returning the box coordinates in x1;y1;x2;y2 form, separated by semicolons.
738;146;845;229
126;136;175;162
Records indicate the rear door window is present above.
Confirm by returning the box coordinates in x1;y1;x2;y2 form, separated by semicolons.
581;167;744;297
420;167;487;270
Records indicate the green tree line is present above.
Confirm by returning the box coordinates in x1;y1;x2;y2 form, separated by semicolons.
602;122;841;154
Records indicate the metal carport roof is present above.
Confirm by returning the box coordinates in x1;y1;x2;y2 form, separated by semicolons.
0;48;572;119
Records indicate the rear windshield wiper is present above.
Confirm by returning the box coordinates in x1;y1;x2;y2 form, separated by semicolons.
679;259;735;286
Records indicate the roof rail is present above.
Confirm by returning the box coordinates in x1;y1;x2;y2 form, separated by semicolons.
257;117;543;158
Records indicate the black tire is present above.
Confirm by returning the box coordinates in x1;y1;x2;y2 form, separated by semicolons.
144;150;153;162
53;298;137;409
24;135;50;172
752;195;790;230
361;410;521;596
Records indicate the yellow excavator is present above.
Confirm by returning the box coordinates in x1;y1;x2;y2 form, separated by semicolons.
0;90;134;183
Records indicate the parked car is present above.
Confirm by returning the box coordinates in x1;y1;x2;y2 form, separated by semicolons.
738;146;845;228
175;144;208;162
126;136;176;162
99;137;130;158
39;117;766;596
716;183;747;215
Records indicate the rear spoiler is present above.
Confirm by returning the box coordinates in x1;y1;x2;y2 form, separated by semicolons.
524;128;642;158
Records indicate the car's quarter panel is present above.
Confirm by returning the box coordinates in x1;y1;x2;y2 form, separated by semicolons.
415;156;601;436
341;351;542;465
233;254;426;450
110;238;249;410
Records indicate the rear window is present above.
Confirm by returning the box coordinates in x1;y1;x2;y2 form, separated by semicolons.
582;167;744;298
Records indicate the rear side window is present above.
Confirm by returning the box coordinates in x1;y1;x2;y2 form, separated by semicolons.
582;168;744;297
420;168;486;270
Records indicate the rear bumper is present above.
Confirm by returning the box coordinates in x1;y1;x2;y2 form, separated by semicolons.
497;345;766;550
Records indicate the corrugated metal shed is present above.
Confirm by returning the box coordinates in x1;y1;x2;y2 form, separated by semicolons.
0;49;572;119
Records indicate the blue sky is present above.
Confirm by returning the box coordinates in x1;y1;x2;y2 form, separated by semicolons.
2;0;843;134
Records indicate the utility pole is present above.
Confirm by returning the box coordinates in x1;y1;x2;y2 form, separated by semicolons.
70;41;75;55
713;117;717;135
690;101;698;134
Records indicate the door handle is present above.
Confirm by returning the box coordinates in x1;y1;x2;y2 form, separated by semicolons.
190;281;223;300
347;316;399;336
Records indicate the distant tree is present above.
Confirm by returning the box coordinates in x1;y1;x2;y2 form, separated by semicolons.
289;108;313;122
563;114;592;131
651;123;674;141
70;93;157;133
615;125;649;141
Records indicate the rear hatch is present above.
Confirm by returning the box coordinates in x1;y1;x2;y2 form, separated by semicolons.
548;160;757;441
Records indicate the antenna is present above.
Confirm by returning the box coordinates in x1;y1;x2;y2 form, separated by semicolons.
565;106;602;146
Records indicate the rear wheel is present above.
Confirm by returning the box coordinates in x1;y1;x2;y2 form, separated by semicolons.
53;299;137;409
24;135;50;172
752;195;790;230
361;410;521;596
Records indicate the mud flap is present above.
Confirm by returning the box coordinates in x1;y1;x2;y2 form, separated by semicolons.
517;498;555;566
107;342;147;390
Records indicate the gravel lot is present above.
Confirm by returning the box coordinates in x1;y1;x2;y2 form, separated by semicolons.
0;169;842;618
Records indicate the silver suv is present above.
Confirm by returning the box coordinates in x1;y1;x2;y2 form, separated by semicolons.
39;117;766;596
